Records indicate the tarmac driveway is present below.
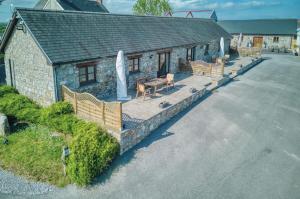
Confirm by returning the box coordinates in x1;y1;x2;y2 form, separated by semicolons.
3;54;300;199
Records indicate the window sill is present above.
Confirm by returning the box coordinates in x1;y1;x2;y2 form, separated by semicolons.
79;81;98;88
129;71;140;75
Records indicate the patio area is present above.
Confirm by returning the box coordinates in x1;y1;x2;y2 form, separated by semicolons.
122;73;211;126
102;56;255;130
99;56;261;153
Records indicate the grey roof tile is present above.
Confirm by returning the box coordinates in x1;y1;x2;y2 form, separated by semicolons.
218;19;297;35
6;8;231;64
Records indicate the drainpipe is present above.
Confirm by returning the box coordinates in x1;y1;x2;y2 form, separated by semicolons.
53;65;59;102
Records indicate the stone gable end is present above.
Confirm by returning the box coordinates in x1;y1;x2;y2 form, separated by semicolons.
4;23;56;106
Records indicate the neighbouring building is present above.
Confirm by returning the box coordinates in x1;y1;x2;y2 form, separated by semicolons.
168;10;218;22
0;8;231;106
34;0;109;13
218;19;298;51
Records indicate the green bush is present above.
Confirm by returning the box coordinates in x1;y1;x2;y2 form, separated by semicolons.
0;85;120;186
42;114;79;134
16;107;41;123
0;93;39;117
40;102;77;134
67;124;119;185
0;85;18;97
42;102;74;117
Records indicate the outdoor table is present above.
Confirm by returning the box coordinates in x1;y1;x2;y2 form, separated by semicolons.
144;78;167;96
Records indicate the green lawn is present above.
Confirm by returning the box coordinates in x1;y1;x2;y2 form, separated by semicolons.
0;125;70;187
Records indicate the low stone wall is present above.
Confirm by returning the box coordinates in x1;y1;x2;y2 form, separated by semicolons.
119;87;207;154
117;57;263;154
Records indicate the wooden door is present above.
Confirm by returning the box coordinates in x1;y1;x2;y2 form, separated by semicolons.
157;52;170;77
253;37;263;48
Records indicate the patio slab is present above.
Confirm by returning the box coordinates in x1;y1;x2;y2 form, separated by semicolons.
103;56;260;153
122;73;211;122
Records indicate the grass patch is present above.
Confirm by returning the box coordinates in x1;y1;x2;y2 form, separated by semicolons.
0;125;70;187
0;85;120;186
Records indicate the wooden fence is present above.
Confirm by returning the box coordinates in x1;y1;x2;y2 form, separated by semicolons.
179;58;224;78
238;47;262;57
62;85;122;132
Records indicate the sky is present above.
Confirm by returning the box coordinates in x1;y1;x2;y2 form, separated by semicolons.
0;0;299;22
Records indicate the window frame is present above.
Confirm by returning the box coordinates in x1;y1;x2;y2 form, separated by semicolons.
273;36;279;43
128;55;141;74
204;44;209;55
186;46;196;61
77;62;97;86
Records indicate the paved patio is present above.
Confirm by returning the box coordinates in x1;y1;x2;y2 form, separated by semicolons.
103;56;255;131
224;56;253;75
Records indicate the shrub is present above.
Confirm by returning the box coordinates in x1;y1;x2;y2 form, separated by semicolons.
42;102;74;117
67;123;120;186
16;107;41;123
0;86;120;186
0;85;18;97
40;102;77;134
42;114;79;134
0;93;39;117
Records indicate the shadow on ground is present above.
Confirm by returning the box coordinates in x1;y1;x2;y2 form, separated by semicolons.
92;56;266;186
92;92;213;186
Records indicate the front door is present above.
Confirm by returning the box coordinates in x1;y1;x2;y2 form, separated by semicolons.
253;37;263;48
157;52;170;77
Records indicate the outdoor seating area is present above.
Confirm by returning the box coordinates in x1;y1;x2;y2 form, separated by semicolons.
136;74;175;100
60;55;261;153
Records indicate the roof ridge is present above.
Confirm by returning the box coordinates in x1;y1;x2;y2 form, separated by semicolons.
219;18;298;22
15;7;213;21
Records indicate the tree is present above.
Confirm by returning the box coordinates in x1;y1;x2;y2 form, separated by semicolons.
133;0;172;16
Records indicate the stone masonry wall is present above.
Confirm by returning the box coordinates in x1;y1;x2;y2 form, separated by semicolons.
56;40;225;98
4;23;56;106
230;34;293;50
120;87;207;154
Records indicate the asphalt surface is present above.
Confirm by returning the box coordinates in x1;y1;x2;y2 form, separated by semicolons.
1;54;300;199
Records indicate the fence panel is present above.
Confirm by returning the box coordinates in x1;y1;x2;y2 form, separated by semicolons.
61;85;122;132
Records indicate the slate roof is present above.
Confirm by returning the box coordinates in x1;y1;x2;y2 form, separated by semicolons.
34;0;109;13
0;8;231;65
218;19;298;36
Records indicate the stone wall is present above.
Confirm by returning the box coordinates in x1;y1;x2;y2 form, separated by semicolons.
4;22;56;106
56;40;226;99
119;87;207;154
230;34;293;50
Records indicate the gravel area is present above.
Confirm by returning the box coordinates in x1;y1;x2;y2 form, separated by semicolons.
0;169;56;197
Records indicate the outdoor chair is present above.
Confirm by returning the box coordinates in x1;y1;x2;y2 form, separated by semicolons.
166;73;175;90
136;83;151;100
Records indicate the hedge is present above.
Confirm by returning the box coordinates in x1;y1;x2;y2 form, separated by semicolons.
0;85;120;185
67;123;120;185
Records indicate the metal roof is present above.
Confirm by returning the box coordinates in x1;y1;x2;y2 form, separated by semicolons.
218;19;298;35
34;0;109;13
0;8;231;65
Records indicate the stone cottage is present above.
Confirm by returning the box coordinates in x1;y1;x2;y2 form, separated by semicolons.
34;0;109;13
0;8;231;106
218;19;298;51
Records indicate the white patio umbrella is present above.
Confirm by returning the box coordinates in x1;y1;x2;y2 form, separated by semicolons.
238;33;242;47
220;37;225;57
116;50;130;101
